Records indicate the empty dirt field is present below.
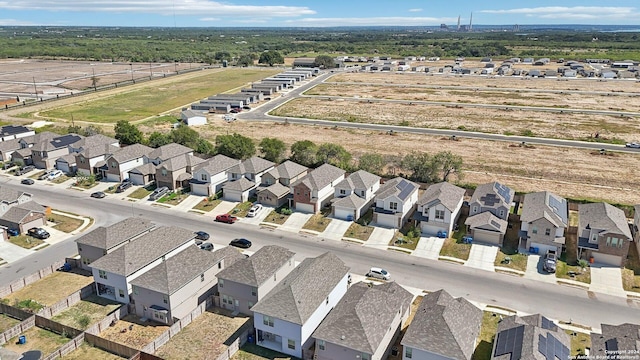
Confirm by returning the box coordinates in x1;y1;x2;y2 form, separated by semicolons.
2;271;94;307
99;314;168;350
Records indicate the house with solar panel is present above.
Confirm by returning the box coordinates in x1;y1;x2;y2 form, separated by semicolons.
519;191;568;255
372;177;419;228
491;314;571;360
0;125;34;142
465;182;514;246
590;323;640;358
413;182;466;237
577;202;633;267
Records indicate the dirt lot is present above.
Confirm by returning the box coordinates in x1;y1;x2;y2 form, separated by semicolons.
154;308;251;360
52;295;122;330
3;271;94;307
138;121;640;205
99;314;169;350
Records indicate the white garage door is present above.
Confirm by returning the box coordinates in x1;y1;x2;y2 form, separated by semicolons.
421;223;445;237
224;190;243;202
106;173;121;182
21;217;45;233
296;202;315;213
531;243;559;255
129;173;146;186
375;213;398;228
473;229;501;245
592;253;622;267
334;207;355;221
191;183;211;197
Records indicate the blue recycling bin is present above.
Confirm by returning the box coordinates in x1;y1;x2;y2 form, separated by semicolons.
247;334;254;344
18;335;26;344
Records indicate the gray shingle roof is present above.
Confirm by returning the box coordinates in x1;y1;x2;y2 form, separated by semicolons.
520;191;568;228
148;143;193;162
258;183;290;198
332;193;367;209
313;282;412;354
251;252;349;325
55;153;76;165
470;182;514;210
15;200;45;212
75;217;155;250
108;144;153;163
217;245;295;287
375;177;418;201
579;202;632;239
401;290;482;360
13;148;31;157
591;323;640;358
223;177;255;192
32;134;83;151
465;212;508;233
334;170;381;192
0;139;21;153
229;156;275;176
157;154;204;171
265;160;308;181
20;131;56;146
74;134;118;149
90;226;195;276
417;182;465;211
130;245;245;295
196;154;240;176
493;314;571;360
0;202;45;223
292;163;345;192
0;186;28;204
129;163;157;176
78;144;119;159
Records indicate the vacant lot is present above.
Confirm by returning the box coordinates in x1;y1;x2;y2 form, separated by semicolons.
3;271;94;307
155;308;251;360
52;295;122;330
99;314;169;350
3;326;70;355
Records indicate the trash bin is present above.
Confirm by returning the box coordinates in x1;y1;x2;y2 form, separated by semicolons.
18;335;26;344
247;334;254;344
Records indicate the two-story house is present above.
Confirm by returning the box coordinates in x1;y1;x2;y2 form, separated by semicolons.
401;289;482;360
465;182;514;246
97;143;153;182
217;245;296;315
591;323;640;359
75;144;120;177
312;282;412;360
31;133;84;170
130;246;244;324
70;134;120;154
331;170;381;221
291;164;346;213
577;202;633;267
223;156;275;202
491;314;571;360
155;154;204;190
413;182;466;237
190;155;240;197
372;177;419;228
252;252;350;359
0;125;35;142
90;226;197;304
0;187;46;236
146;143;193;166
258;161;308;208
519;191;568;255
75;217;155;270
0;139;22;162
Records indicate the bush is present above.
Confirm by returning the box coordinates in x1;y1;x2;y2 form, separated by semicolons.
279;207;293;215
78;315;91;328
578;259;589;269
15;299;44;313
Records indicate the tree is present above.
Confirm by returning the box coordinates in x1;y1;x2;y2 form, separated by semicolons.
214;51;232;62
290;140;318;167
215;133;255;159
314;55;335;69
402;152;437;183
236;54;254;67
358;153;385;175
259;138;286;163
316;143;352;170
195;138;215;156
170;125;199;149
114;120;143;145
258;50;284;66
82;124;103;136
433;151;464;181
67;124;82;134
147;132;172;148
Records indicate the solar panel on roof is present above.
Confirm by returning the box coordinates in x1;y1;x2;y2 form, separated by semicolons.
396;180;414;200
540;316;556;330
495;325;524;359
547;195;568;225
495;183;513;203
538;333;570;360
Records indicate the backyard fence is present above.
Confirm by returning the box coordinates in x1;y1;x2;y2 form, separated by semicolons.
85;304;129;335
0;260;66;298
38;283;95;319
214;321;252;360
0;315;35;346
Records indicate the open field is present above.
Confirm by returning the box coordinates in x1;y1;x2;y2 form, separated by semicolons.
60;343;126;360
2;271;94;307
52;295;122;330
155;308;251;360
99;314;169;350
3;326;70;355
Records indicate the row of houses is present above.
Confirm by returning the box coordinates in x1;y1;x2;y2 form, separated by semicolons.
0;186;47;239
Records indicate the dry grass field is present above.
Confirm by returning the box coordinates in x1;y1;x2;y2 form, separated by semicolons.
3;271;94;307
99;314;169;350
3;326;70;355
60;343;126;359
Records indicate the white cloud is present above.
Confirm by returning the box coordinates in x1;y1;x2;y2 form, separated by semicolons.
199;17;221;22
480;6;638;20
0;1;315;17
408;8;423;13
285;16;457;27
0;18;36;25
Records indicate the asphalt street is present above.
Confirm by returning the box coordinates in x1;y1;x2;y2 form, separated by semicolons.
1;180;638;329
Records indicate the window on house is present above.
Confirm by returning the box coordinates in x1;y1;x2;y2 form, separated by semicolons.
406;347;413;359
263;315;274;327
111;162;116;168
78;245;82;251
532;226;538;234
611;238;618;247
361;353;370;360
288;339;295;350
606;237;611;246
161;169;167;176
201;274;205;282
472;206;478;213
248;301;254;309
163;295;168;304
222;295;228;304
98;270;107;279
219;279;224;288
340;189;346;195
218;262;222;269
326;297;329;305
289;259;293;266
545;228;551;236
592;234;597;242
251;287;257;296
133;287;139;295
318;340;325;350
435;209;445;220
119;289;125;298
619;239;624;248
274;274;277;282
499;210;505;217
80;157;85;163
200;174;207;181
390;202;398;211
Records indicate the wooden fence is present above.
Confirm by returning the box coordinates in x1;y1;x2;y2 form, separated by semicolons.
85;304;129;335
0;315;35;346
38;283;95;319
214;321;252;360
0;260;66;298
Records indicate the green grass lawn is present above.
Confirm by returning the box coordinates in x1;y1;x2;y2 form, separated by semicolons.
472;312;501;360
52;295;121;330
389;223;420;250
439;237;471;261
48;212;84;233
622;243;640;292
344;222;373;241
192;198;222;212
39;68;280;123
566;329;591;357
157;192;189;205
127;184;155;199
556;261;591;284
9;235;44;249
230;201;254;218
51;175;71;184
495;251;528;272
302;214;332;233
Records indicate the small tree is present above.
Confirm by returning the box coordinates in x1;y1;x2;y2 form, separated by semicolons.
236;54;254;67
147;132;172;148
196;138;215;156
433;151;464;182
357;153;385;175
260;138;286;163
215;133;256;159
82;124;104;136
314;55;336;69
290;140;318;167
402;152;437;183
114;120;143;145
316;143;352;170
170;125;199;149
258;50;284;66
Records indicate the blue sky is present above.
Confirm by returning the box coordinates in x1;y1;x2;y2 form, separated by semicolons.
1;1;639;27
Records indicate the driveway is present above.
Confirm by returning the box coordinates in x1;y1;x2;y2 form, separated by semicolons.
464;244;498;271
173;195;204;211
280;212;313;233
523;254;557;284
412;237;445;260
363;227;394;250
240;206;272;225
0;241;31;264
589;265;626;297
209;200;238;217
320;218;352;241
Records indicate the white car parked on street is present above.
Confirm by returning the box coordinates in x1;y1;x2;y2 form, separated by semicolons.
367;267;391;281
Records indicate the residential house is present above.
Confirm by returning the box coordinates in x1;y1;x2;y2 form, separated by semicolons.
331;170;381;221
54;153;77;174
146;143;193;166
90;226;196;304
519;191;568;254
413;182;465;237
401;289;482;360
291;164;346;213
10;148;33;166
491;314;571;360
180;109;207;126
0;125;34;142
372;177;419;228
258;161;308;207
577;202;633;266
130;245;244;324
591;323;640;358
0;187;46;235
313;282;412;360
155;153;205;190
217;245;296;315
190;155;240;197
128;163;157;186
75;143;120;177
30;133;83;169
0;139;21;162
465;182;514;246
70;134;119;153
252;252;350;358
223;156;275;202
97;144;153;182
75;217;155;270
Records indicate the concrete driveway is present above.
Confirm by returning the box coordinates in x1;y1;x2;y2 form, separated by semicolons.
523;255;557;284
364;227;394;250
240;206;273;225
173;195;205;211
0;241;31;264
280;212;313;233
589;265;626;297
464;244;498;271
209;200;238;217
412;237;445;260
320;218;352;241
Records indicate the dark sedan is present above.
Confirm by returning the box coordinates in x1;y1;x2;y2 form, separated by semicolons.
21;178;35;185
195;231;210;241
91;191;106;199
229;238;252;249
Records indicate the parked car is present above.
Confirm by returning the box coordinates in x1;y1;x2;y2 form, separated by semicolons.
367;267;391;280
195;231;210;241
15;165;35;176
116;180;132;193
247;204;263;217
199;242;214;251
47;170;63;180
242;106;251;110
38;171;52;180
543;250;557;273
91;191;106;199
625;142;640;149
21;178;34;185
229;238;252;249
215;214;237;224
7;229;19;237
149;186;170;201
27;227;50;239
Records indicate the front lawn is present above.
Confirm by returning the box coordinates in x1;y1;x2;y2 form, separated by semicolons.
302;213;332;233
30;171;46;179
51;175;71;184
439;237;471;261
495;251;528;272
566;329;591;357
192;198;222;212
230;201;254;218
344;222;373;241
623;243;640;292
48;212;84;233
127;184;155;199
390;223;420;251
157;191;189;205
9;234;44;249
263;209;290;225
472;312;502;360
556;261;591;284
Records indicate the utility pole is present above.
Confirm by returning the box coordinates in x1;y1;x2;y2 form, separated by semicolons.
149;62;152;78
32;77;38;99
130;63;134;82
